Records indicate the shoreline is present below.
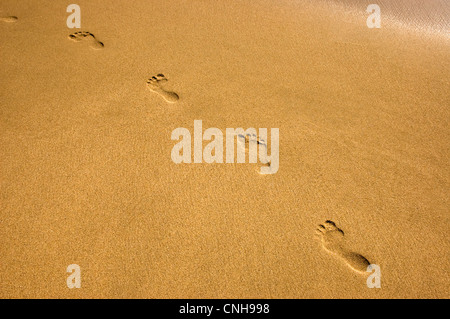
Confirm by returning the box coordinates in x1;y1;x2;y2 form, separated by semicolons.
313;0;450;39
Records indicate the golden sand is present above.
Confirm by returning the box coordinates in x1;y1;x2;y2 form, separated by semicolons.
0;0;449;298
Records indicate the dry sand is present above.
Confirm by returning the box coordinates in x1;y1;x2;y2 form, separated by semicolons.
0;0;449;298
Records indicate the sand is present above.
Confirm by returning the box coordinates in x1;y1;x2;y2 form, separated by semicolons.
0;0;449;298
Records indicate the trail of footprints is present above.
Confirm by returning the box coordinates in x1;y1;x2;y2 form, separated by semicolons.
67;34;181;105
316;220;371;273
3;15;375;279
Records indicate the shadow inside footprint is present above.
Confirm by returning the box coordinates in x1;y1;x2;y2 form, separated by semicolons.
0;16;18;23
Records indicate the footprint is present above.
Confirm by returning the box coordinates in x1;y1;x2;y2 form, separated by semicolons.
0;16;18;23
237;133;268;161
68;31;104;50
146;74;179;103
315;220;371;273
237;133;276;173
237;133;267;150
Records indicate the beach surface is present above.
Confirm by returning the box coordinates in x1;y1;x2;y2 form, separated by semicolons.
1;0;449;298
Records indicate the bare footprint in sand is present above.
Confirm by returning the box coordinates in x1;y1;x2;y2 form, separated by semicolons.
146;74;179;103
0;16;18;23
237;133;275;174
237;133;268;162
315;220;370;273
237;133;267;152
68;31;104;50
